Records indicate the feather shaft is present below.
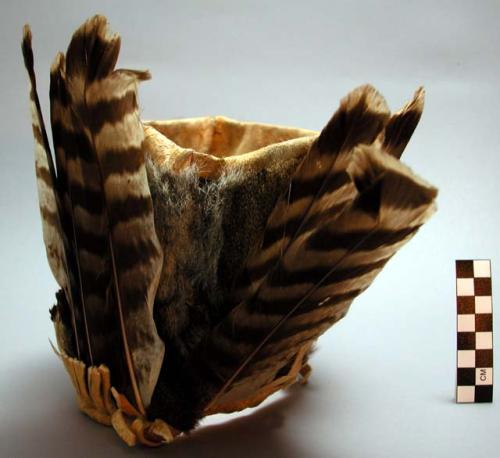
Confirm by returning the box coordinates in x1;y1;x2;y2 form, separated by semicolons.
58;15;164;412
22;24;89;360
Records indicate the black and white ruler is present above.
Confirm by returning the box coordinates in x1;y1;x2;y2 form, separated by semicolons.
456;259;493;403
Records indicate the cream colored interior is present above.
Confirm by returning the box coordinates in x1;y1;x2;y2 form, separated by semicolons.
143;116;318;178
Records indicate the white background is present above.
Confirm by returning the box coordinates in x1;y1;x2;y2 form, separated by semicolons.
1;1;499;456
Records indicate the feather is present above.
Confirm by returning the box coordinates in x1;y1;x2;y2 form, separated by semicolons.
202;87;437;411
47;15;164;413
380;87;425;159
230;85;390;307
21;25;63;283
50;49;120;371
21;25;87;360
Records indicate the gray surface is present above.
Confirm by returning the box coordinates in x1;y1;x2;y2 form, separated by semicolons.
1;0;499;456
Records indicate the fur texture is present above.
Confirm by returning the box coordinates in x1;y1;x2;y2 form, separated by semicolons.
144;134;308;429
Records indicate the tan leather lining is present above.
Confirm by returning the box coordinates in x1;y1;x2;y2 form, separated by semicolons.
144;116;317;179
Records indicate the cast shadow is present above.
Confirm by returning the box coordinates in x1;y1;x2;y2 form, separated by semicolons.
0;355;321;457
159;385;313;458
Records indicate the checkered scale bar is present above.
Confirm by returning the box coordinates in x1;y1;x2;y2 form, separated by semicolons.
456;260;494;403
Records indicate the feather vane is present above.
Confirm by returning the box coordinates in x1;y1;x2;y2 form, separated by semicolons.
204;87;437;409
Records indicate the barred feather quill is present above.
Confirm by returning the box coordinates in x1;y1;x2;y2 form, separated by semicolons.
22;26;65;288
21;25;86;360
23;16;164;413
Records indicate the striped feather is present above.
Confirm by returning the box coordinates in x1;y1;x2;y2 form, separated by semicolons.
50;51;113;369
230;85;390;307
50;15;164;413
204;90;437;410
22;26;66;292
380;87;425;159
21;25;88;360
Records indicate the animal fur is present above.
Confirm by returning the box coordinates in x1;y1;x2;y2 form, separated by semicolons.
143;126;312;429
